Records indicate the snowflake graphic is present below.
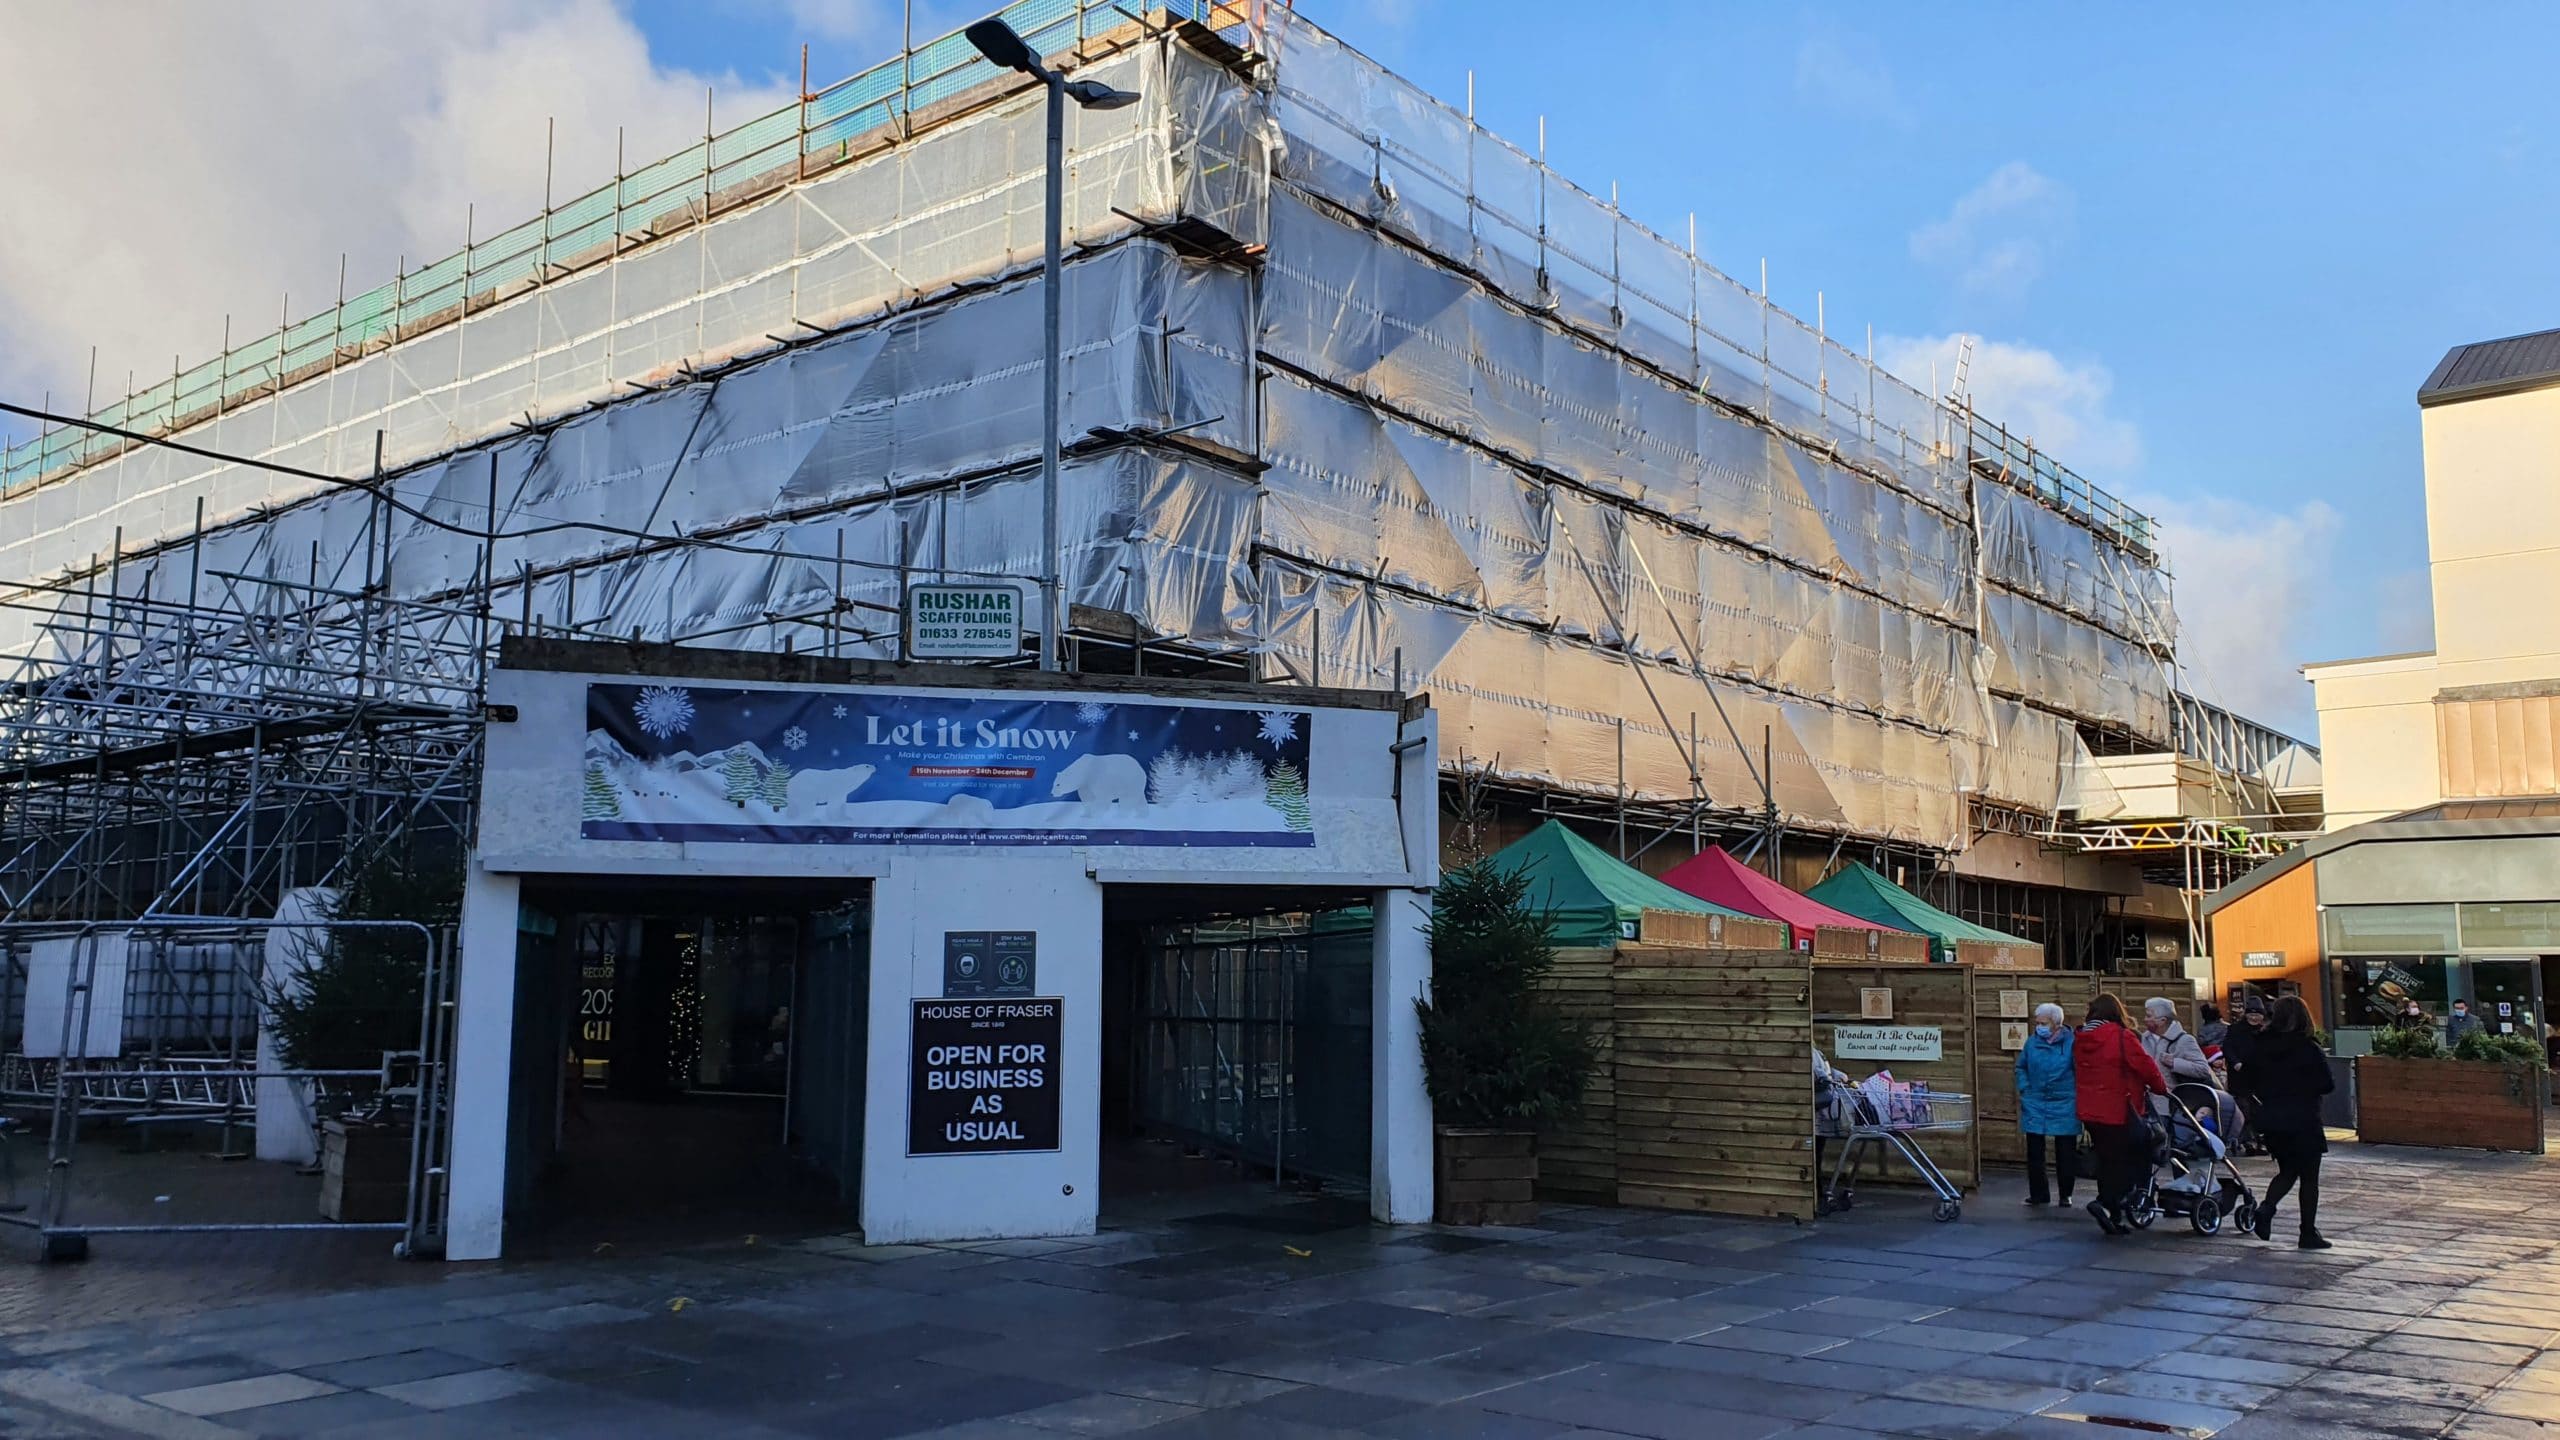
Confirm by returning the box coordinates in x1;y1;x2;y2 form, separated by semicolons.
633;686;696;740
783;726;809;752
1075;701;1111;726
831;703;848;719
1256;710;1300;750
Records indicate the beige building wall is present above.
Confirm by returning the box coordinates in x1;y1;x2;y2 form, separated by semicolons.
2422;385;2560;692
2306;651;2442;829
2311;353;2560;825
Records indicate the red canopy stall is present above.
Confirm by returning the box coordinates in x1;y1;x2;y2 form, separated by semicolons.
1660;846;1912;952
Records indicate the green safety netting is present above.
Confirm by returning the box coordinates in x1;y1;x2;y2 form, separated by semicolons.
1805;862;2035;964
1489;821;1748;948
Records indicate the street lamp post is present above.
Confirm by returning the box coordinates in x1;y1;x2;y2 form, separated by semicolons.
965;16;1140;672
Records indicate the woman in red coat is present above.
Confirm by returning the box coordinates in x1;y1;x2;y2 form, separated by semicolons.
2073;991;2168;1235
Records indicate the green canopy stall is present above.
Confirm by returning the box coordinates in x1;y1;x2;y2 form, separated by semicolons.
1806;862;2036;965
1488;821;1748;947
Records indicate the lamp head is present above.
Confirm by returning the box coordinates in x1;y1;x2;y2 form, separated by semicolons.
965;17;1040;75
1064;78;1141;110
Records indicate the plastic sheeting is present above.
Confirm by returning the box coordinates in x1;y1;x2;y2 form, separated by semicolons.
1260;9;1965;517
1258;370;1977;737
1976;476;2174;648
1983;589;2172;741
0;44;1206;592
3;10;2190;855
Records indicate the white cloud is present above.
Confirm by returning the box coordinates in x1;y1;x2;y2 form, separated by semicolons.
1795;25;1914;130
1908;162;2069;300
2145;494;2342;736
1880;329;2328;730
1876;332;2141;473
0;2;792;420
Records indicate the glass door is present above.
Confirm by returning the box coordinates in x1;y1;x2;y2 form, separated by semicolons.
2470;958;2540;1043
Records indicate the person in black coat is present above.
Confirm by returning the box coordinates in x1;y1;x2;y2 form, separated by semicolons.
2222;995;2266;1152
2240;994;2334;1249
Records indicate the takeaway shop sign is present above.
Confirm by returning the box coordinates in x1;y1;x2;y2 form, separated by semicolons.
907;997;1062;1155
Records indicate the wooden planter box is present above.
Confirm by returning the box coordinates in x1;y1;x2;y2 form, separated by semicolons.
2357;1056;2547;1154
1435;1127;1537;1225
320;1120;412;1222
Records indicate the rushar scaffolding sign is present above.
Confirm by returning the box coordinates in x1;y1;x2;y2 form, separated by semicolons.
579;683;1317;847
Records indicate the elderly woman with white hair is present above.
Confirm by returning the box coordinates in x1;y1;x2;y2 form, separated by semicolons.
2140;996;2220;1102
2013;1001;2080;1205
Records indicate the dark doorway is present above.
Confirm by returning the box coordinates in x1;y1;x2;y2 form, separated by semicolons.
1098;885;1375;1221
508;879;869;1253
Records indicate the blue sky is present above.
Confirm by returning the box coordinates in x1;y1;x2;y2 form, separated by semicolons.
6;3;2553;739
638;2;2560;736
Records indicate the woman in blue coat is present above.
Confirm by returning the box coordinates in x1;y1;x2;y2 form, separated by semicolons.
2015;1002;2079;1205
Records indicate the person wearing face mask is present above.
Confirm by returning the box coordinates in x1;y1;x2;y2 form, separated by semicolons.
2014;1003;2078;1206
2445;998;2485;1046
2392;998;2431;1032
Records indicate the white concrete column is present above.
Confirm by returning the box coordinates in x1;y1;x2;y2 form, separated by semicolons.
443;866;522;1262
860;853;1102;1245
1371;885;1434;1224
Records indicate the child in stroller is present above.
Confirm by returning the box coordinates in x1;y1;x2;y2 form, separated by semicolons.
2118;1082;2259;1237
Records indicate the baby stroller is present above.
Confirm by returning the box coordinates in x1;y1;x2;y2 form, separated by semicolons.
2120;1082;2258;1237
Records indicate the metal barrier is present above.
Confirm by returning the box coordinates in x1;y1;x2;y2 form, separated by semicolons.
0;917;455;1262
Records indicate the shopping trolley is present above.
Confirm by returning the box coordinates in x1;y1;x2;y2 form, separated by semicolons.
1815;1073;1974;1222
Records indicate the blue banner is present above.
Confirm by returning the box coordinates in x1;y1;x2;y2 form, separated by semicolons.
581;683;1316;848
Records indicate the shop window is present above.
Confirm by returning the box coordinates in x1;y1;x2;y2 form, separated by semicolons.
2324;904;2460;955
2460;901;2560;951
2332;955;2451;1027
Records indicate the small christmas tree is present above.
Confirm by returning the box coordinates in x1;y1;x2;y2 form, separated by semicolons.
1414;859;1595;1127
1266;760;1312;832
760;761;793;810
263;852;461;1088
582;762;621;820
722;747;761;807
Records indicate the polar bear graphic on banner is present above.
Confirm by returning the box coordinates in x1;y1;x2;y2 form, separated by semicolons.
785;763;876;819
1052;753;1147;815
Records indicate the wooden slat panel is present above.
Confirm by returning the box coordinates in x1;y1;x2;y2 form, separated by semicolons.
1967;972;2098;1166
1611;945;1816;1222
1535;947;1619;1202
2357;1056;2547;1154
1639;909;1791;951
1813;926;1932;963
1955;939;2046;970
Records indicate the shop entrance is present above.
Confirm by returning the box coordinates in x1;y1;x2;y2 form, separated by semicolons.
507;879;869;1251
2469;958;2542;1042
1098;886;1375;1221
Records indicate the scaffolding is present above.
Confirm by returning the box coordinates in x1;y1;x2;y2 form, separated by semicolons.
0;2;2214;915
0;502;485;924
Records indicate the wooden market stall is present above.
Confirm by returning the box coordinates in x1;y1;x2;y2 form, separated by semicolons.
1537;908;1789;1203
1811;960;1979;1192
1807;862;2045;969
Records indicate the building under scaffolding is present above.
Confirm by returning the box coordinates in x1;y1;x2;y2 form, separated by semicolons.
0;0;2300;966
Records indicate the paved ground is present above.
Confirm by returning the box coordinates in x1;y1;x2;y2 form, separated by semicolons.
7;1143;2560;1439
